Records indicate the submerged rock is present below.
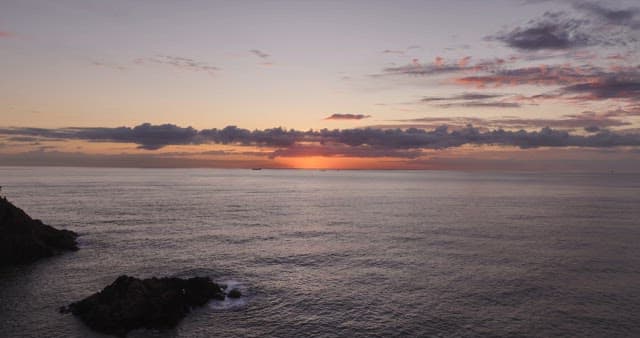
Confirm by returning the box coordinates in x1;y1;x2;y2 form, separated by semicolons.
64;275;226;336
227;288;242;298
0;197;78;266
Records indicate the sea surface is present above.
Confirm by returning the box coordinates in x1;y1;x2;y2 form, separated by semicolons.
1;167;639;337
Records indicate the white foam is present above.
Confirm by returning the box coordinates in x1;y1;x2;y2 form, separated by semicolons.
74;236;90;248
208;279;248;310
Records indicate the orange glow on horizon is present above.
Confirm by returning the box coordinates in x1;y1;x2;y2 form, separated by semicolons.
277;156;409;170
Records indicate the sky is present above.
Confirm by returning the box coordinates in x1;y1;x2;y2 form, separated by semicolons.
1;0;640;170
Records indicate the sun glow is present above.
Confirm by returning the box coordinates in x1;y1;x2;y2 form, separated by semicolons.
279;156;407;170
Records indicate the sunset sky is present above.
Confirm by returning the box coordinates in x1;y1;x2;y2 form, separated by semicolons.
1;0;640;170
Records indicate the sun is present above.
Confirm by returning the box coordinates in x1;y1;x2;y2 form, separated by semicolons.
282;156;336;169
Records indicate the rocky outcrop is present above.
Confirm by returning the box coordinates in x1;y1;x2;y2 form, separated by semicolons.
227;288;242;298
63;275;227;336
0;197;78;266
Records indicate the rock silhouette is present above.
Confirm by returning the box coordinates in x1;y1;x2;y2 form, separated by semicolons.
228;288;242;298
64;275;227;336
0;197;78;266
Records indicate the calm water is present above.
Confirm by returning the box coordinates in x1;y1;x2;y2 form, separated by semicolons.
1;167;639;337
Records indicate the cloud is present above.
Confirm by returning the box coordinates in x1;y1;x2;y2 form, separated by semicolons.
383;110;634;130
250;49;270;59
490;116;630;129
420;92;521;108
249;49;273;66
2;123;640;154
92;61;127;71
492;3;640;50
495;72;640;105
6;136;42;142
592;108;640;117
452;64;640;106
382;49;406;55
330;125;640;149
0;123;198;150
559;78;640;101
605;53;633;61
382;58;468;76
379;57;512;78
437;102;521;108
493;12;590;50
324;113;371;120
381;45;422;56
134;55;218;75
572;2;640;28
421;93;506;102
126;123;199;150
454;64;602;88
584;125;601;133
199;126;300;147
376;36;637;108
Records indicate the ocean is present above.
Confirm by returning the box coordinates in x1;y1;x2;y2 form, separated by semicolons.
1;167;639;337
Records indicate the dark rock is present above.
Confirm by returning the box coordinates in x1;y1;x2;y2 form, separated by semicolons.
66;275;226;336
0;197;78;266
227;288;242;298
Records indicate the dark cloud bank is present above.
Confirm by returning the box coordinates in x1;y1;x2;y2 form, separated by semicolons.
2;123;640;154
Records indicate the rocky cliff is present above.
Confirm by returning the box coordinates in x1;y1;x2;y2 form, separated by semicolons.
0;197;78;266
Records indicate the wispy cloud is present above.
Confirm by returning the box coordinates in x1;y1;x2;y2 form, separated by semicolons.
490;115;631;129
559;77;640;101
383;57;475;76
382;49;407;55
381;109;635;130
437;102;521;109
249;49;274;66
421;93;506;102
419;92;521;108
250;49;270;59
379;57;513;78
324;113;371;120
381;46;421;56
454;64;603;87
134;55;219;75
92;61;127;71
451;64;640;108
